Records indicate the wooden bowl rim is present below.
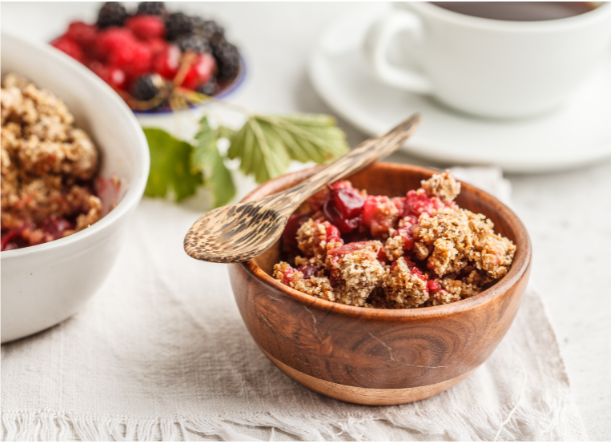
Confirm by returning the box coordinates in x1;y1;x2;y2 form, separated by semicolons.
239;162;531;320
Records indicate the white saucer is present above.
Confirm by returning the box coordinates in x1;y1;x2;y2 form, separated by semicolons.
309;4;611;173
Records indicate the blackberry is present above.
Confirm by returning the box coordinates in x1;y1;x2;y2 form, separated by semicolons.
193;18;224;42
131;75;160;101
212;40;240;80
175;34;210;54
165;12;193;41
96;2;129;29
136;2;168;18
197;78;218;96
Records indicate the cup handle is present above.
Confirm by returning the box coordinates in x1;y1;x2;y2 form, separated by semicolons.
363;10;433;94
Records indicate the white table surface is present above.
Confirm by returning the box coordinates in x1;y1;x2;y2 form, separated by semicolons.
3;2;610;440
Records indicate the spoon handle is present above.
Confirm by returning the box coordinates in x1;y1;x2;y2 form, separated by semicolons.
270;114;421;210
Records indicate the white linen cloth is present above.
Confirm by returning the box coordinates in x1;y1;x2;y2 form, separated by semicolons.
1;167;587;441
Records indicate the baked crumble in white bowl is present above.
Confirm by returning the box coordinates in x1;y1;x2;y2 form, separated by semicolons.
1;32;149;343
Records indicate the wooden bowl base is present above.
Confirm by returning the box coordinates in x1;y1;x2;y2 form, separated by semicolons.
262;348;476;406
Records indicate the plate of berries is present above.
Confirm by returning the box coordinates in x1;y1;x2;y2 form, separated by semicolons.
51;2;245;113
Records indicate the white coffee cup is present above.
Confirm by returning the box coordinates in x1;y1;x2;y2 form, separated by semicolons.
364;2;611;119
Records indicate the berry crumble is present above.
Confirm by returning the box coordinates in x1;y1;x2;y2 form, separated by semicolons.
1;74;102;251
273;171;516;308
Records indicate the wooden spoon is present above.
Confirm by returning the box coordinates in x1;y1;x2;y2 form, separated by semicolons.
184;114;421;263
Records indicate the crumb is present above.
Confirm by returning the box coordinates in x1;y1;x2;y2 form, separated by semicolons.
421;170;460;203
383;257;429;308
383;234;405;261
296;218;343;266
327;241;386;307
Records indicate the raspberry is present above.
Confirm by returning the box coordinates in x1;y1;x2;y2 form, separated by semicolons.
165;12;193;41
323;181;365;233
153;44;181;79
89;61;127;90
96;28;137;60
180;52;216;90
96;2;129;29
66;21;98;47
146;38;167;57
136;2;168;18
51;36;84;62
126;15;165;40
109;41;152;79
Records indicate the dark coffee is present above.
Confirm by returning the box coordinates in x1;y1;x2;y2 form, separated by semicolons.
430;2;596;21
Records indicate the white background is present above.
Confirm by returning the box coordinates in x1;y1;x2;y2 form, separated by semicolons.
2;2;610;439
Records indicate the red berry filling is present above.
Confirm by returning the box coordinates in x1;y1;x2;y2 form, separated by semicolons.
362;195;398;236
322;181;365;234
282;214;310;253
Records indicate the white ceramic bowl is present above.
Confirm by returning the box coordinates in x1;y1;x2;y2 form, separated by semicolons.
1;32;150;343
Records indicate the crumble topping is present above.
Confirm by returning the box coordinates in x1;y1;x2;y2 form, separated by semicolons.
273;171;516;309
1;74;102;250
382;257;429;308
326;241;386;307
421;170;460;203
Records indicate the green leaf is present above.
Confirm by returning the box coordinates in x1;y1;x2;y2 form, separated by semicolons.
255;114;348;163
218;125;237;140
227;114;347;185
192;117;236;207
143;128;203;202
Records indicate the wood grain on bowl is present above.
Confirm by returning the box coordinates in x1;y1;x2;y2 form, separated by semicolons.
228;163;531;405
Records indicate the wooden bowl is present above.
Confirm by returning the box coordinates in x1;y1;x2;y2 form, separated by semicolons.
228;163;531;405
